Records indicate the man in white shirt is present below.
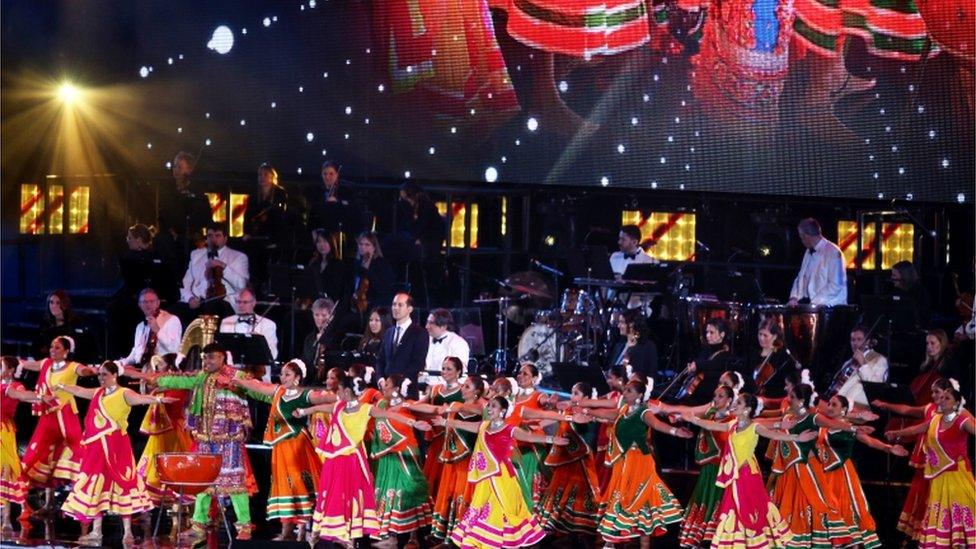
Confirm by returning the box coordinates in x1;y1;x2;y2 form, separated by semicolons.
609;224;657;278
116;288;182;371
788;218;847;307
179;223;249;318
833;325;888;408
422;308;471;386
219;287;278;381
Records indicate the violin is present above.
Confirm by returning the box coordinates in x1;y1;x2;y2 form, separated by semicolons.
354;254;372;314
205;246;226;300
754;353;775;397
675;369;705;400
952;273;974;321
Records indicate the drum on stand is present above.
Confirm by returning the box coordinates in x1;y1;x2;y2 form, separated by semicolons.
752;304;858;379
517;323;564;379
679;295;749;356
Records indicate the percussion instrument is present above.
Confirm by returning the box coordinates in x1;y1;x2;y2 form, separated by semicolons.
517;323;563;378
153;452;229;540
679;295;748;353
752;304;858;373
560;288;596;332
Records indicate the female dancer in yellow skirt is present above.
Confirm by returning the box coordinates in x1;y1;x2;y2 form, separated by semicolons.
435;395;567;548
815;395;909;548
535;382;601;541
585;379;693;547
132;354;192;507
886;379;976;548
234;360;327;541
57;362;170;544
682;392;807;548
0;356;48;532
872;377;950;542
298;376;430;547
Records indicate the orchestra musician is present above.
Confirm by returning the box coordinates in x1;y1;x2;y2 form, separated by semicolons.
908;329;962;406
609;224;657;279
685;318;733;404
306;229;348;305
242;163;288;294
307;160;361;245
606;308;659;378
114;288;182;374
219;287;278;381
788;217;847;307
887;261;932;331
422;308;470;386
348;232;394;324
175;222;248;323
155;151;212;271
827;325;889;409
301;297;337;384
358;307;392;358
32;290;93;362
750;318;797;398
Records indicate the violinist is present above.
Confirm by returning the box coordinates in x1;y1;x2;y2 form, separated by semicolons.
685;318;733;404
301;297;338;384
114;288;182;372
307;160;361;243
156;151;212;271
828;325;888;409
305;229;348;305
176;222;248;322
347;232;393;322
606;308;658;379
908;329;962;406
242;163;288;293
750;319;797;398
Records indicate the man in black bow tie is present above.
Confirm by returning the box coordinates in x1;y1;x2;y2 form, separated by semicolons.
788;217;847;307
218;287;278;380
423;308;470;386
609;224;657;280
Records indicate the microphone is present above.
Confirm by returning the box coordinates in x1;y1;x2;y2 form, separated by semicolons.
531;259;564;277
696;240;711;253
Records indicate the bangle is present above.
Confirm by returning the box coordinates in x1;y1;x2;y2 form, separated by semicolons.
670;427;677;436
773;421;782;429
546;436;553;444
155;396;162;404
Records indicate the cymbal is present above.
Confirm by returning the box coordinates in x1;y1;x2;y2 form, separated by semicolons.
509;284;552;300
502;271;554;302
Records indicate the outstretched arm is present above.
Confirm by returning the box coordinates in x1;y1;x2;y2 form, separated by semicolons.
232;377;278;398
886;420;930;440
431;416;482;433
75;364;97;377
123;389;178;407
523;408;576;422
295;403;336;417
513;427;568;445
54;383;98;400
856;433;908;456
307;390;337;405
872;399;925;418
655;401;711;416
756;424;817;442
681;411;733;432
5;386;45;403
17;358;42;372
369;407;431;431
647;411;693;438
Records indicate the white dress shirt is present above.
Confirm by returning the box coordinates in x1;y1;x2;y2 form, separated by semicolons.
219;314;279;361
837;350;889;407
180;245;250;305
116;310;182;366
790;238;848;306
423;331;471;385
609;248;657;277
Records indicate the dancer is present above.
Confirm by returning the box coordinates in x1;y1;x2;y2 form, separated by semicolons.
588;379;693;548
681;393;807;548
509;363;552;509
872;377;951;542
58;362;169;544
535;382;601;539
233;360;327;541
406;357;465;493
435;396;567;548
0;356;47;532
369;374;434;546
886;379;976;548
298;376;430;547
308;366;344;453
153;342;258;541
17;336;96;514
817;395;908;548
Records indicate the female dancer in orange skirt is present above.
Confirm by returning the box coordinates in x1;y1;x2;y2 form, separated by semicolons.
425;375;487;542
682;393;808;548
369;374;434;546
298;376;430;547
816;395;909;548
0;356;48;532
57;362;171;544
436;396;567;548
234;360;327;541
586;379;692;548
405;357;465;496
133;354;192;507
886;379;976;548
872;377;950;542
535;382;601;540
17;336;96;514
594;366;627;493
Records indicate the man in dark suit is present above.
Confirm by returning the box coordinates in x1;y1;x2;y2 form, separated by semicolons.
375;292;428;397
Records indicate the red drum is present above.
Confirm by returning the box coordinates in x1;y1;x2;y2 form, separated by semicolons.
681;295;749;353
155;452;223;496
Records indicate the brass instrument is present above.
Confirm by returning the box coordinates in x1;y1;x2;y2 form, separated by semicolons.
179;314;219;371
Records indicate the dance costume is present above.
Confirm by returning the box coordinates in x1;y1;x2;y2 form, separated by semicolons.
0;381;28;506
597;403;683;542
535;419;600;534
422;383;464;494
918;411;976;548
21;359;83;486
253;386;321;523
680;406;734;547
709;422;792;548
510;390;549;510
62;388;153;521
370;398;433;537
311;400;380;543
136;388;192;504
766;411;853;547
896;402;937;540
594;391;621;493
815;428;882;547
431;408;479;540
450;422;546;548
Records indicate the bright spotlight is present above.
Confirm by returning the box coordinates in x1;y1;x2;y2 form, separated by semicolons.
58;82;81;104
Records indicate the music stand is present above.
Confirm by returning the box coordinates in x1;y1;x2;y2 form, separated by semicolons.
567;245;614;280
862;381;914;408
621;263;665;283
860;294;919;334
551;362;611;395
215;333;274;373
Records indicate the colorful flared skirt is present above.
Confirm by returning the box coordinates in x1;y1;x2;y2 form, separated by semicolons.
535;458;600;534
896;466;930;541
373;450;434;535
0;421;26;505
431;456;473;539
423;434;446;495
449;463;546;548
268;433;321;521
597;448;683;542
767;460;854;547
917;465;976;548
21;409;81;487
512;445;547;511
311;451;379;543
61;431;152;521
821;461;881;548
710;462;792;548
679;461;724;547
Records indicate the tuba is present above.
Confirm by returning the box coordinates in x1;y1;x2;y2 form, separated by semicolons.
179;315;219;371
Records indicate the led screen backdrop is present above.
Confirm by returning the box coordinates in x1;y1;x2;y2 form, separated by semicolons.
87;2;976;202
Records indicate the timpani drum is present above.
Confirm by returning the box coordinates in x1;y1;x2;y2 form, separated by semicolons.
752;304;858;374
680;295;749;354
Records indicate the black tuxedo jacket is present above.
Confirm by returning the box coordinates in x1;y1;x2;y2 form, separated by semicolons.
375;321;428;392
